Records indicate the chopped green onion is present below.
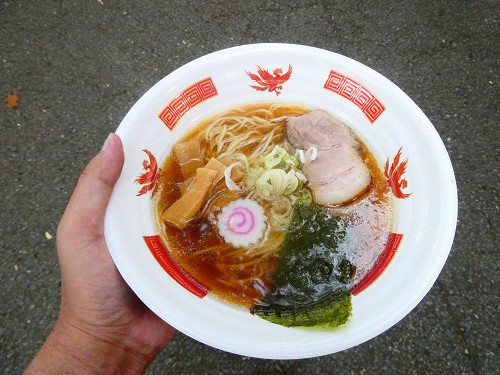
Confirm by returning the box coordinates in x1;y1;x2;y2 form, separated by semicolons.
225;145;311;228
224;162;242;191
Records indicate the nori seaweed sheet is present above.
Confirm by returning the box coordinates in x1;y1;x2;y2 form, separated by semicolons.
251;204;355;327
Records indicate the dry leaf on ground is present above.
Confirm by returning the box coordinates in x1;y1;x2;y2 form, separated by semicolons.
4;92;19;108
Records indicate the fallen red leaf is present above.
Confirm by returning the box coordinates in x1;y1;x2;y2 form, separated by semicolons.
4;92;19;108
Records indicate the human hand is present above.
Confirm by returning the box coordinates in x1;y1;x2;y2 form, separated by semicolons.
25;133;176;374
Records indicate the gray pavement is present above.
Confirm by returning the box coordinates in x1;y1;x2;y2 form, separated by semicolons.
1;1;498;374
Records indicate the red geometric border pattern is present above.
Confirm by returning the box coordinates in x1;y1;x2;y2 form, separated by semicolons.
158;77;218;130
143;235;208;298
350;233;404;295
324;70;386;123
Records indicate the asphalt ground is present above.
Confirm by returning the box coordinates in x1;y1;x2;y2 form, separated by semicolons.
1;1;498;374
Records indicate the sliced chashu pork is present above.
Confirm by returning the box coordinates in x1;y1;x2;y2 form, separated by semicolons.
286;110;371;205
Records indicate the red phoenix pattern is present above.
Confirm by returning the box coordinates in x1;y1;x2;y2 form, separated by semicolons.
143;235;208;298
246;65;293;96
324;70;386;123
158;77;218;130
350;233;404;295
135;149;161;197
385;147;412;199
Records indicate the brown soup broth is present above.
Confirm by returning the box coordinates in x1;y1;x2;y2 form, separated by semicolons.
325;146;393;284
153;103;392;308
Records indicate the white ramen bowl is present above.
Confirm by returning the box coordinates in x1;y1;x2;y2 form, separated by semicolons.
104;43;457;359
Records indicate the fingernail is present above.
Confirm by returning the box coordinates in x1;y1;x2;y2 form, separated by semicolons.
101;133;113;152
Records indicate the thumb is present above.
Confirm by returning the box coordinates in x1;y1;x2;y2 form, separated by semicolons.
58;133;124;242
